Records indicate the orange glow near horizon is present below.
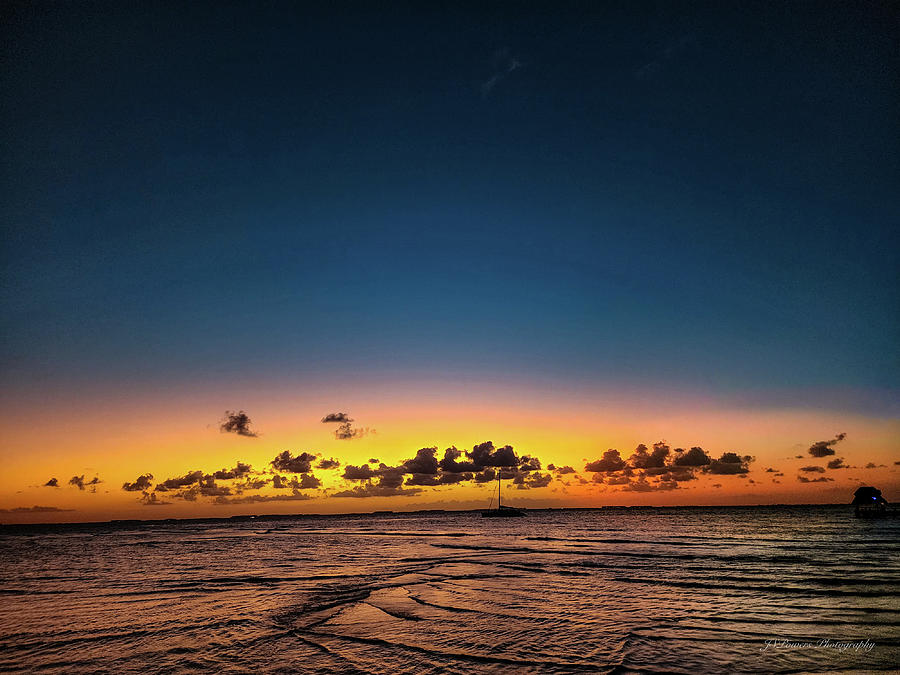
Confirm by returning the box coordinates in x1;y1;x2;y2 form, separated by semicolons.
1;377;898;523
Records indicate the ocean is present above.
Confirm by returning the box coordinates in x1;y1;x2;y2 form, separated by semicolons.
1;505;897;673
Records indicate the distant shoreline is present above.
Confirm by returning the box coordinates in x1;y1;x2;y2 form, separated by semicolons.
0;503;856;531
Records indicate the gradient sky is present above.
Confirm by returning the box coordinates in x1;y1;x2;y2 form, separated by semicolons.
2;2;898;522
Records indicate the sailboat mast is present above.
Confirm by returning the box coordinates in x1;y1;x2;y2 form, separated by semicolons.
497;470;501;508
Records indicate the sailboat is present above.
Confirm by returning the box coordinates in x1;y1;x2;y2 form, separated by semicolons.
481;468;525;517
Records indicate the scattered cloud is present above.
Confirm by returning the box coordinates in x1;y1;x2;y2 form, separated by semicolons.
43;478;59;488
212;462;252;480
582;442;755;492
513;472;552;489
798;476;834;483
122;474;154;492
331;483;423;498
317;457;340;470
322;411;374;440
322;412;352;423
0;505;74;513
154;471;204;491
622;476;679;492
402;447;439;475
220;410;258;437
68;475;101;491
271;451;317;473
547;464;576;475
705;452;752;475
800;465;826;473
808;433;846;458
629;443;671;469
673;447;712;467
585;449;626;473
334;421;373;440
140;491;170;506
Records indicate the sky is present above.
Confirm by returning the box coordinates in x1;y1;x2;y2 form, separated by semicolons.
1;2;898;522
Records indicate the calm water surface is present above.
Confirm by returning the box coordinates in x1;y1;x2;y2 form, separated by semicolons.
1;505;898;673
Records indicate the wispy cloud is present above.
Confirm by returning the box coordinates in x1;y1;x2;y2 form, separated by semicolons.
481;48;522;98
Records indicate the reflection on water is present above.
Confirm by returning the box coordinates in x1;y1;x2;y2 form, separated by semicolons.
1;506;898;673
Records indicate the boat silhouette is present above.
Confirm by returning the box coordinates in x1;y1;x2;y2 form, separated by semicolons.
482;468;525;517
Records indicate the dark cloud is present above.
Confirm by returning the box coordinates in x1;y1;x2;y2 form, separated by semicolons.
439;447;477;473
122;474;154;492
342;464;376;480
334;421;372;440
322;412;352;423
317;457;340;470
800;465;826;473
513;472;552;489
236;477;269;491
295;473;321;490
630;442;671;469
375;466;405;489
808;433;846;458
220;410;258;437
212;462;252;480
402;447;439;475
166;479;232;501
154;471;203;491
865;462;886;469
331;483;422;498
798;476;834;483
406;472;474;486
43;478;59;487
551;465;576;475
585;449;626;473
706;452;752;475
764;468;778;473
68;475;101;491
656;467;697;482
622;476;678;492
271;451;317;473
518;455;542;472
474;468;497;483
0;505;74;513
271;474;320;491
468;441;518;468
140;491;170;506
368;458;379;464
827;458;846;470
169;475;233;499
673;446;712;467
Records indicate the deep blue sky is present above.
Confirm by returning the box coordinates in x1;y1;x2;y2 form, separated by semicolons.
2;2;898;409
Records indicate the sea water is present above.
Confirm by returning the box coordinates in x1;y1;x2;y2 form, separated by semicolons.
1;505;897;673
